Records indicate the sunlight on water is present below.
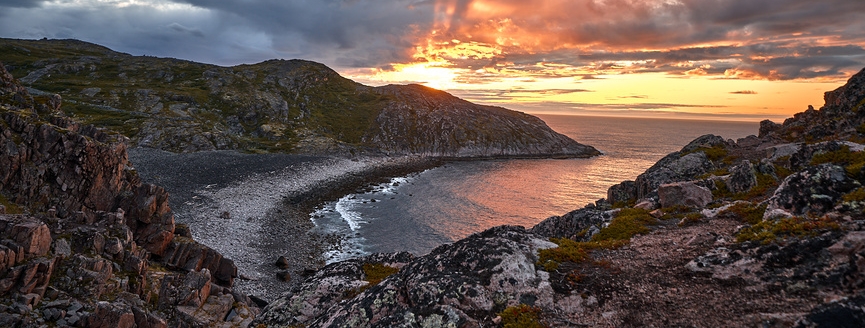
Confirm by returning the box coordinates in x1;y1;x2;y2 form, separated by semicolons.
312;115;759;262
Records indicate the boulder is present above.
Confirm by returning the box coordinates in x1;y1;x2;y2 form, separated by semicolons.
658;181;713;208
530;207;612;241
607;180;636;205
256;226;577;327
635;136;721;199
727;160;758;194
765;164;860;217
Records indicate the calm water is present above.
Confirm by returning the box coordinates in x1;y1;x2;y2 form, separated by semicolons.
311;115;758;262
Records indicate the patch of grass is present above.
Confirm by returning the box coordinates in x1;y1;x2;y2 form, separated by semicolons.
499;304;546;328
0;194;23;214
687;144;728;162
713;173;779;202
591;208;657;242
678;213;705;227
719;202;767;225
843;187;865;203
362;262;399;286
735;216;841;244
810;145;865;179
537;238;590;271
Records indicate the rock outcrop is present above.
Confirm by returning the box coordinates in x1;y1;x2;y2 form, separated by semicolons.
0;62;257;327
258;66;865;326
0;38;599;159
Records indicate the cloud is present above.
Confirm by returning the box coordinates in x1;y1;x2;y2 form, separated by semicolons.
0;0;863;81
731;90;758;95
167;22;205;38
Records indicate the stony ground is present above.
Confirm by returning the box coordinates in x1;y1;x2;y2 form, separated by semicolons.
129;148;433;302
571;217;821;327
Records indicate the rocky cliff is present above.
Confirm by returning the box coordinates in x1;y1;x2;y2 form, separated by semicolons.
0;38;599;158
0;63;258;327
256;69;865;327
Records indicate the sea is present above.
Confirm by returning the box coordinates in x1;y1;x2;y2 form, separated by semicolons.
310;115;759;263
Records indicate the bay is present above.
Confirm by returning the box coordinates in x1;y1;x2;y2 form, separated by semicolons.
311;115;759;262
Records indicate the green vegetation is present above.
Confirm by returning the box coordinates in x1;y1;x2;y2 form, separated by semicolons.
537;238;590;271
810;145;865;179
362;262;399;286
499;304;546;328
0;194;23;214
719;202;767;225
686;144;728;162
843;187;865;203
0;38;396;153
735;216;840;244
712;173;779;202
537;208;655;271
591;208;657;242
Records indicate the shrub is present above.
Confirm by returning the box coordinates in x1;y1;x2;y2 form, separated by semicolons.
735;216;840;244
362;263;399;286
590;208;657;242
719;202;767;225
499;304;546;328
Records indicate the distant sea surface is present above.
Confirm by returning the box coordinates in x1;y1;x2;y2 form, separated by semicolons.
312;115;758;262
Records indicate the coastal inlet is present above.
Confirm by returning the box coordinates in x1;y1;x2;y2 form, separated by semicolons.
311;115;758;262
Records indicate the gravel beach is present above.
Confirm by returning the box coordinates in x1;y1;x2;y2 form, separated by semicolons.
128;148;437;301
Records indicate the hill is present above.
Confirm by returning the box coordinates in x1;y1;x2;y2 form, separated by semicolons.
0;38;598;158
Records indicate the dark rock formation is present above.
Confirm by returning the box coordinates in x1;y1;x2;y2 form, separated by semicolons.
0;62;256;327
256;226;578;327
531;205;612;240
367;84;600;158
766;163;861;217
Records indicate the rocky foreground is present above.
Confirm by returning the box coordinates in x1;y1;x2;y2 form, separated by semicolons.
253;69;865;327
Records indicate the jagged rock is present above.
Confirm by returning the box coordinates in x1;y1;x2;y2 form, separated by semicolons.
759;120;782;138
797;293;865;328
0;217;51;258
607;180;637;205
88;301;136;328
634;135;722;199
658;181;713;208
256;252;415;326
766;164;861;218
727;160;758;194
159;239;237;287
530;207;612;241
257;226;574;327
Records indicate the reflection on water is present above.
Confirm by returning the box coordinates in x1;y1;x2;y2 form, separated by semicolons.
311;115;758;262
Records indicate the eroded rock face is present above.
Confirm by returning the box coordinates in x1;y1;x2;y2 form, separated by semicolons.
256;226;579;327
0;62;253;327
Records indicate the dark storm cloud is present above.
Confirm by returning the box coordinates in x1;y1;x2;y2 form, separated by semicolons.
0;0;863;79
0;0;436;67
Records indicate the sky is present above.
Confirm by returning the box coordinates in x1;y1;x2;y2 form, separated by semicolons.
2;0;865;121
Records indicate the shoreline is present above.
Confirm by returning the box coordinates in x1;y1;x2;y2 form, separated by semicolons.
128;148;442;301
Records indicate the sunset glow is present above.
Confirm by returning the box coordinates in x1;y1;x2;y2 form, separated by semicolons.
344;0;865;121
2;0;864;121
